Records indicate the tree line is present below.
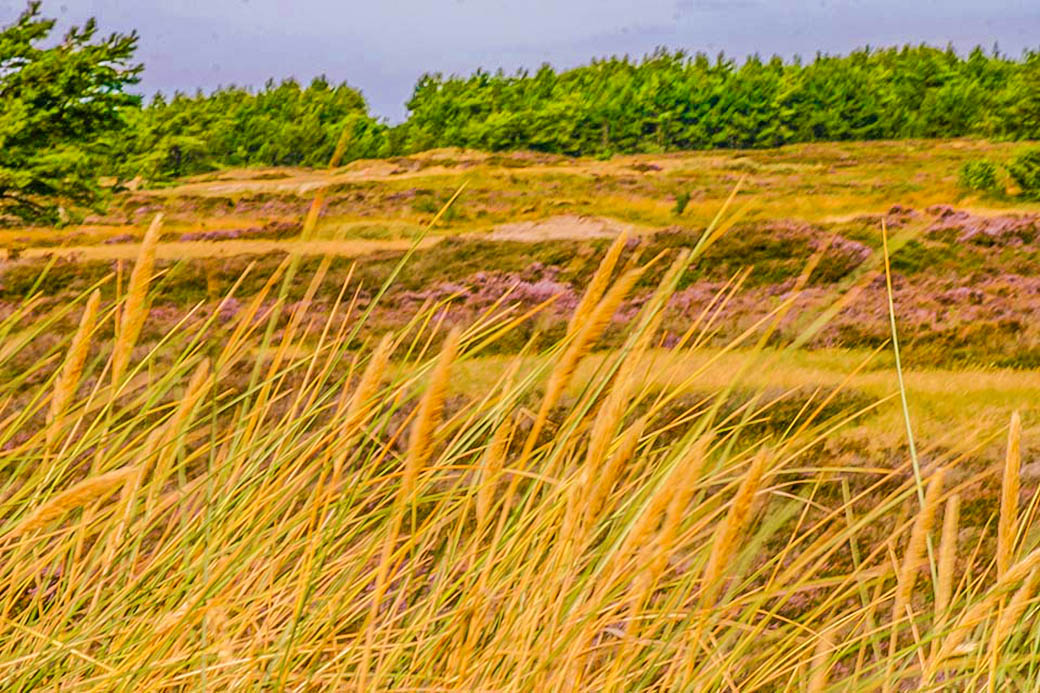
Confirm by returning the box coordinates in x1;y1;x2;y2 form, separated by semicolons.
394;46;1039;155
2;1;1039;223
107;77;391;182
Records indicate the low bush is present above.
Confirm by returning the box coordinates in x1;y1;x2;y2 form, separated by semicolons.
1007;147;1040;199
958;159;1001;193
673;190;692;216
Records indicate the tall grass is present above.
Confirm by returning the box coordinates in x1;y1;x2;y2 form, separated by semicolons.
0;200;1037;691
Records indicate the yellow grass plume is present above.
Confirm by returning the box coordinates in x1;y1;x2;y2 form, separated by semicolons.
476;417;511;533
701;448;770;606
807;626;835;693
402;327;461;502
566;228;628;338
998;411;1023;580
46;289;100;448
934;493;961;644
884;466;945;692
7;466;137;538
522;264;647;463
111;213;162;384
330;333;395;489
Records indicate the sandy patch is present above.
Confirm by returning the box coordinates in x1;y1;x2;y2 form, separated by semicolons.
486;215;644;241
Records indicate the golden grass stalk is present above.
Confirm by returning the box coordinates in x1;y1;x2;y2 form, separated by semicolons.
926;544;1040;685
885;466;945;692
522;264;647;464
45;289;100;448
893;467;946;617
329;333;395;490
476;417;511;533
998;411;1022;580
111;213;163;385
572;248;687;511
807;626;835;693
7;466;137;537
359;329;459;687
563;353;641;545
630;436;711;613
401;327;460;503
581;362;636;484
146;358;212;512
110;428;164;557
168;358;212;433
583;416;645;531
617;464;680;564
933;493;961;641
566;229;628;338
987;567;1040;687
701;448;770;606
340;334;394;435
649;435;711;579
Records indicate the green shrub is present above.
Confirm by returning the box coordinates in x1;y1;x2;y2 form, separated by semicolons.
411;195;440;214
673;190;691;216
957;159;1000;193
1007;148;1040;199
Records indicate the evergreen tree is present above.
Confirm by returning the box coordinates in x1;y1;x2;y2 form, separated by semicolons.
0;2;141;224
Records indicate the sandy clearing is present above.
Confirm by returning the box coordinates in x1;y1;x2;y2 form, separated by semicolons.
13;213;658;262
485;214;648;241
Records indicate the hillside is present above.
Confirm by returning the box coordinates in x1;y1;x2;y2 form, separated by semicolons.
3;139;1040;367
3;141;1040;689
8;139;1037;245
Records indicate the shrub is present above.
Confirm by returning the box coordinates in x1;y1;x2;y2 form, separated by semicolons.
958;159;1000;193
673;190;692;216
1007;147;1040;199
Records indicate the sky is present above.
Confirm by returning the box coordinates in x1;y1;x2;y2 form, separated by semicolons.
6;0;1040;122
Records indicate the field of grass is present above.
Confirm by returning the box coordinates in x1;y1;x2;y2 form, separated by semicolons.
5;138;1040;250
453;347;1040;453
1;139;1039;689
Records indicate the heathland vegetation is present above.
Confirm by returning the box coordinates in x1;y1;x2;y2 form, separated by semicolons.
3;1;1040;689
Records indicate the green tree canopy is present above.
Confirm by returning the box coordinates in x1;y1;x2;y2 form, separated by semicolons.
110;76;391;181
390;45;1036;157
0;1;141;224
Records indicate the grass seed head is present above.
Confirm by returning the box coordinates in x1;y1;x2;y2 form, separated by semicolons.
402;327;461;502
112;212;163;384
701;448;770;605
998;411;1022;580
46;289;101;447
8;466;138;537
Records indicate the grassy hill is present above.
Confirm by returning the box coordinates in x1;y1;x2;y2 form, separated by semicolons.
2;139;1040;689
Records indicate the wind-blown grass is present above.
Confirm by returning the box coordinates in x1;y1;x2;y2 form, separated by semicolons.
0;198;1037;691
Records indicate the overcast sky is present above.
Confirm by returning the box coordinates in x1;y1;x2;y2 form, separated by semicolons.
7;0;1039;122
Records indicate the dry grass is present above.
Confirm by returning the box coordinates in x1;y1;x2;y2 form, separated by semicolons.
23;238;427;261
449;348;1040;451
10;138;1040;260
1;192;1039;691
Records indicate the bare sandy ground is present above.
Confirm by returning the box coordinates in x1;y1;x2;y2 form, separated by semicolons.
19;214;650;261
485;215;646;241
